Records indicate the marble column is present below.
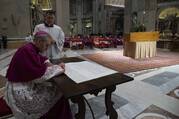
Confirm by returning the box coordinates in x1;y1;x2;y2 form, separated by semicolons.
92;0;106;34
124;0;157;33
124;0;132;34
92;0;98;34
76;0;83;34
56;0;70;35
100;0;107;34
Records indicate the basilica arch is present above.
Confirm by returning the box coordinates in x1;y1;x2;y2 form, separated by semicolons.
156;6;179;37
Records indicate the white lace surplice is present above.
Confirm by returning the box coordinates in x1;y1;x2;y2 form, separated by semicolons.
5;65;64;119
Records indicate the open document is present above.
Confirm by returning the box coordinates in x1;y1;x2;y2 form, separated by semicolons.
65;61;117;83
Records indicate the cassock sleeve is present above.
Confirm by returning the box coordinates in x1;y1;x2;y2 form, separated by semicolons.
6;45;48;82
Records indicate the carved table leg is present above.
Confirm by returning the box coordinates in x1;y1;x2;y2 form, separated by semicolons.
105;85;118;119
71;96;86;119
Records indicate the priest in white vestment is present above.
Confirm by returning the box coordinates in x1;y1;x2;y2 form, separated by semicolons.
34;10;65;60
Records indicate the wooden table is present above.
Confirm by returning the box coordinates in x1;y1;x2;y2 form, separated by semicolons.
52;57;133;119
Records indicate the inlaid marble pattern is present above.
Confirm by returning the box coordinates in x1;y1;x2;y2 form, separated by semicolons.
133;105;179;119
167;86;179;100
142;72;179;86
71;94;128;119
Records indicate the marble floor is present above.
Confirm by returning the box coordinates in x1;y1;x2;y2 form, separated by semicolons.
0;47;179;119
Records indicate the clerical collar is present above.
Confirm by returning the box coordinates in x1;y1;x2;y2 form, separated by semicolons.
44;22;54;27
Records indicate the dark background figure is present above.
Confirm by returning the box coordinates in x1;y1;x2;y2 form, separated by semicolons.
170;14;178;38
2;35;7;49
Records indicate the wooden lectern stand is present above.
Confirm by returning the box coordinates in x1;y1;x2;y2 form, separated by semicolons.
124;32;159;59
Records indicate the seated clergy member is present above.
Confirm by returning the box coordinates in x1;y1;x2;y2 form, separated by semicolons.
5;31;73;119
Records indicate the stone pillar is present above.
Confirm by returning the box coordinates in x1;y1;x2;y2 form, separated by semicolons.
100;0;107;34
92;0;106;34
140;0;157;31
93;0;98;34
124;0;132;34
76;0;82;34
124;0;157;33
56;0;70;35
102;8;107;34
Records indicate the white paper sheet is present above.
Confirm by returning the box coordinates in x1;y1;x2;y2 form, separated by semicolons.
65;61;117;83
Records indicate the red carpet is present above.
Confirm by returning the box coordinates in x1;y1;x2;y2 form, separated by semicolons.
83;50;179;73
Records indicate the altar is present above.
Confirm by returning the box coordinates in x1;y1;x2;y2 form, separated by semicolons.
124;32;159;59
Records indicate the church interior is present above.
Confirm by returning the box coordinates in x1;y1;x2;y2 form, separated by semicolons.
0;0;179;119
